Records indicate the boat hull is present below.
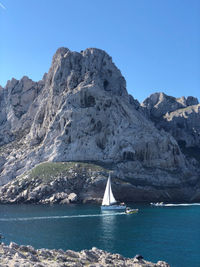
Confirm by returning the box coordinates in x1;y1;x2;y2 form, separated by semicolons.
126;209;138;214
101;205;126;210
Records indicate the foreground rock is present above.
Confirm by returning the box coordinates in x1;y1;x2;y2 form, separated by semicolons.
0;242;170;267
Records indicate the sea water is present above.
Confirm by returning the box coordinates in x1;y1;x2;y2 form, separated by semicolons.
0;203;199;267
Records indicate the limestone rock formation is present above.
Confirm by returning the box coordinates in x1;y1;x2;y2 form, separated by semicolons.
0;48;199;201
141;92;200;163
141;92;198;119
0;242;170;267
0;75;45;146
27;47;186;172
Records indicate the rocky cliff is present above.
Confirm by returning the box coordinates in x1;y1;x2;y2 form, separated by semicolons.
0;47;199;202
141;92;200;164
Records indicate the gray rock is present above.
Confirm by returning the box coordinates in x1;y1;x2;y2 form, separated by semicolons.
0;47;199;202
65;250;80;258
186;96;198;106
142;92;200;149
60;198;70;204
80;250;99;262
14;251;27;259
9;242;19;250
68;193;78;203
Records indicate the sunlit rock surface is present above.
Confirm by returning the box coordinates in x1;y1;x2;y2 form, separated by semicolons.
0;48;199;201
0;242;170;267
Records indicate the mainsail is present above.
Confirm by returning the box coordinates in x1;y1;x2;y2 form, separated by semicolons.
102;174;117;206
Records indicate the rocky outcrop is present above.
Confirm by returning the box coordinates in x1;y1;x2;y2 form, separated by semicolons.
0;162;107;204
141;92;198;120
0;75;45;146
1;161;200;204
162;105;200;147
0;242;170;267
141;92;200;163
27;47;186;172
0;48;200;201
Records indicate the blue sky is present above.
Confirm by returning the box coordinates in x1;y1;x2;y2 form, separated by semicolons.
0;0;199;102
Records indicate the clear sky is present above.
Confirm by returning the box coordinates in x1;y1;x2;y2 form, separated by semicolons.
0;0;199;102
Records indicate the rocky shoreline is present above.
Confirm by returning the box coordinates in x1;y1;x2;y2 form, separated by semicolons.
1;160;200;205
0;162;107;205
1;161;199;205
0;242;170;267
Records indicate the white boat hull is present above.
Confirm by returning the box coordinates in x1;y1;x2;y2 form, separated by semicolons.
101;205;126;210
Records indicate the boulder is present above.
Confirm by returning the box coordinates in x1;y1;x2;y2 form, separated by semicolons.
68;192;78;203
9;242;19;250
60;198;70;204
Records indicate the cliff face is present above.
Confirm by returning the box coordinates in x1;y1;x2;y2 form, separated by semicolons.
0;48;199;202
28;48;185;168
0;76;44;145
141;93;200;163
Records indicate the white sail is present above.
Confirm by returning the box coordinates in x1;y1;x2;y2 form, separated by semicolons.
102;174;117;206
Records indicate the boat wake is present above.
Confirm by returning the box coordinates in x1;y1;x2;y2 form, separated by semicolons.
0;212;126;222
164;203;200;207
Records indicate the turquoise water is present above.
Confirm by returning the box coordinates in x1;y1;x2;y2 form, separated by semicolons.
0;204;199;267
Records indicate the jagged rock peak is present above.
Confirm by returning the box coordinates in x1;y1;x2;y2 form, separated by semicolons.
0;74;45;147
51;47;70;64
186;96;199;106
141;92;200;149
54;47;70;56
4;75;46;93
141;92;199;118
5;76;35;92
46;47;127;98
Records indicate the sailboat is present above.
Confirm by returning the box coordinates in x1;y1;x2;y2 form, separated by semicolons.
101;173;126;210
